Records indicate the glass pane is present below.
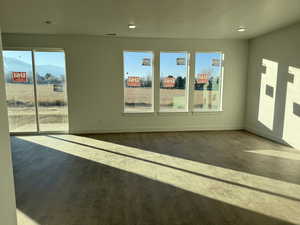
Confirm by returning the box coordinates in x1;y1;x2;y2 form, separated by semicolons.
123;51;154;113
160;52;188;112
3;50;37;132
34;51;69;132
194;52;223;111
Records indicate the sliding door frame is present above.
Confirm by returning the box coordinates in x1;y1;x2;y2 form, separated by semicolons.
4;47;69;135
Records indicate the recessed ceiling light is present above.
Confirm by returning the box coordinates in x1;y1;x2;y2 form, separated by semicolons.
237;27;247;32
128;24;136;29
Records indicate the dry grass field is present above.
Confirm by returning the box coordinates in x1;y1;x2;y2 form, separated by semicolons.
125;87;220;112
5;84;220;131
6;83;67;103
5;83;68;132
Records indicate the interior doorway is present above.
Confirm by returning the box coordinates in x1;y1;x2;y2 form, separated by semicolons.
3;49;69;133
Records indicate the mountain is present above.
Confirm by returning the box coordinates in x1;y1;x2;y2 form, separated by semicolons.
3;57;32;74
3;57;65;78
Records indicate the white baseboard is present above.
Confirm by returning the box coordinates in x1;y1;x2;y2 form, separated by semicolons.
70;125;244;134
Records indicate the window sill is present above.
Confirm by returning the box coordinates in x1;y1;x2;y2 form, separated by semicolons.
158;111;190;116
192;110;224;115
122;112;156;117
121;110;224;117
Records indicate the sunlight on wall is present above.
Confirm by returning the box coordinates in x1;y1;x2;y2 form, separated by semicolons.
283;66;300;149
17;135;300;224
258;59;278;131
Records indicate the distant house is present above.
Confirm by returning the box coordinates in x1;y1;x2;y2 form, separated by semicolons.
163;77;176;88
196;73;209;84
127;76;141;87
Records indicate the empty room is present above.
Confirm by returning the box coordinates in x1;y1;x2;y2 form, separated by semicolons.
1;1;300;225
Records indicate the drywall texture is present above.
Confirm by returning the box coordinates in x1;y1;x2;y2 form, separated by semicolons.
0;30;17;225
246;23;300;149
2;34;248;133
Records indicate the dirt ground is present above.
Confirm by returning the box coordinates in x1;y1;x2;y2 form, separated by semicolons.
5;83;68;132
6;83;67;103
5;84;220;131
125;87;221;112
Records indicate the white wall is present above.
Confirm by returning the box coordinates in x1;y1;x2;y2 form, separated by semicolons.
0;30;17;225
246;22;300;149
2;34;248;133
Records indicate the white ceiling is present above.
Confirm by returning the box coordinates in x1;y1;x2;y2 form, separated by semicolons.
1;0;300;39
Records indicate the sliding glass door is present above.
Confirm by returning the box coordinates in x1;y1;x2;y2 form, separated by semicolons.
3;50;37;132
3;49;69;133
34;51;69;132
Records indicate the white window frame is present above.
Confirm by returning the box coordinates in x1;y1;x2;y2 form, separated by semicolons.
3;47;69;134
192;51;224;113
158;51;190;113
123;50;155;113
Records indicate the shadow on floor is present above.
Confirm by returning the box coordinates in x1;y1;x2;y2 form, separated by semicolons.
11;135;296;225
82;130;300;185
47;134;300;203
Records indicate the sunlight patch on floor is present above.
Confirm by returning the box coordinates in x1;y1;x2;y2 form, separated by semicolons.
17;209;39;225
18;135;300;224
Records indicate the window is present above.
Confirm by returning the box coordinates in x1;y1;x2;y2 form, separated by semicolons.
3;49;69;133
3;50;37;132
34;50;69;132
159;52;189;112
123;51;154;113
193;52;224;111
122;50;224;114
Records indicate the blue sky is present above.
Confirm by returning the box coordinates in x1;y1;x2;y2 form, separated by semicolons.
124;51;222;79
160;52;187;78
124;51;153;78
4;50;66;67
5;50;222;78
34;51;66;67
4;50;33;65
195;52;222;77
